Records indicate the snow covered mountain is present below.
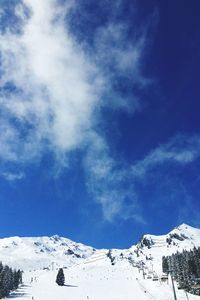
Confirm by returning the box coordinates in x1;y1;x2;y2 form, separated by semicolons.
95;223;200;275
128;223;200;273
137;223;200;252
0;223;199;274
0;235;95;271
1;223;200;300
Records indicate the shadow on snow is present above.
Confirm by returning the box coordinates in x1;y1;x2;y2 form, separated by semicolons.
8;286;29;298
64;284;78;288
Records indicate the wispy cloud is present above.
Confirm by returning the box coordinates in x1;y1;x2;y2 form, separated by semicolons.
0;0;149;221
132;134;200;178
0;0;147;159
84;133;143;222
1;172;24;182
92;20;148;113
84;133;200;222
0;0;104;161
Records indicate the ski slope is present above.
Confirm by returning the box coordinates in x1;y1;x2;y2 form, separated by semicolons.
1;223;200;299
6;263;199;300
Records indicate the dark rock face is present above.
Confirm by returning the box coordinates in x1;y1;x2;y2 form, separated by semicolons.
139;236;154;249
166;233;189;245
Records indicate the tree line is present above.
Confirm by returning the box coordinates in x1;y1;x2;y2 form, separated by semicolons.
0;262;22;299
162;247;200;295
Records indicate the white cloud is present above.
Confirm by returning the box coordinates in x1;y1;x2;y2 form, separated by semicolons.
132;134;200;178
84;133;143;222
1;172;24;181
0;0;148;221
92;22;148;112
0;0;103;161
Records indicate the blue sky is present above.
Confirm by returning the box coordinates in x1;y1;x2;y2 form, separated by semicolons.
0;0;200;249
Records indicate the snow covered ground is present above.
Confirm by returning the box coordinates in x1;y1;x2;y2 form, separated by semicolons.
1;223;200;299
6;263;199;300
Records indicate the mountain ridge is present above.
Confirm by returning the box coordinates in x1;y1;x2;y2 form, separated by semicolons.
1;223;200;300
0;223;200;273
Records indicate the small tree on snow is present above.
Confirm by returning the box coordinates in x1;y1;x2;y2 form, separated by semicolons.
56;268;65;286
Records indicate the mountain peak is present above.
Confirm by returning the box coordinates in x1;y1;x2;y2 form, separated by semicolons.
176;223;192;230
136;223;200;252
175;223;200;231
172;223;200;236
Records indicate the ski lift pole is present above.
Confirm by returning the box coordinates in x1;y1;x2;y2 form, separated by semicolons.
143;268;145;279
185;291;189;300
151;262;153;273
169;271;178;300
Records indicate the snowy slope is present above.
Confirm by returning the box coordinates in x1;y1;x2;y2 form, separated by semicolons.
137;223;200;252
6;263;200;300
90;223;200;277
0;235;95;271
1;223;200;300
129;223;200;274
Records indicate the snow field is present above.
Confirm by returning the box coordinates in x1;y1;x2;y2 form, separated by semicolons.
2;224;200;299
6;263;200;300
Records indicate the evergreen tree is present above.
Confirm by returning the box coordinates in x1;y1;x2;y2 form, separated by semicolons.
162;256;169;273
162;247;200;295
56;268;65;286
0;262;22;299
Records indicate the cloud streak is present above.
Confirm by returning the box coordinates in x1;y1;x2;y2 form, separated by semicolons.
84;133;143;222
1;171;24;182
0;0;102;160
0;0;148;221
131;134;200;178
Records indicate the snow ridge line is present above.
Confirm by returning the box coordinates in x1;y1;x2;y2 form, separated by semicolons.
66;253;106;269
84;256;106;265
